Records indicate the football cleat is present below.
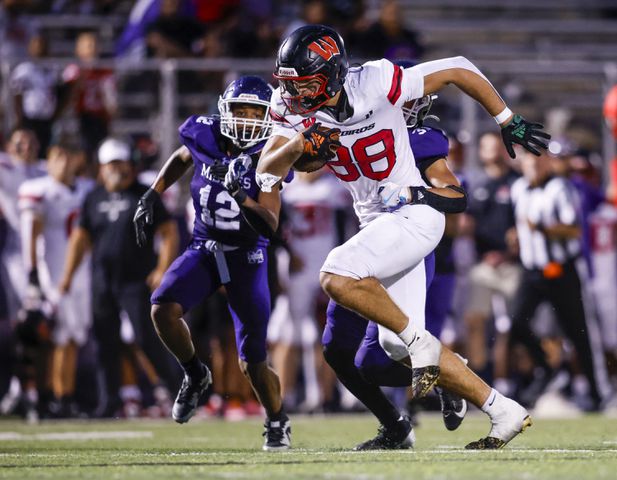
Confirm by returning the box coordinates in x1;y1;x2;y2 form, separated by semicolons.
408;333;442;398
172;365;212;424
465;395;532;449
262;413;291;451
436;386;467;431
354;416;415;451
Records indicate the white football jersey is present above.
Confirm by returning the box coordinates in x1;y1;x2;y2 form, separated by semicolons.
270;59;427;227
18;176;94;284
0;154;47;241
283;172;350;263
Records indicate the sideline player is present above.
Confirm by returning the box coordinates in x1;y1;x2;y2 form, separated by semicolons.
18;143;94;417
257;25;550;449
133;76;292;450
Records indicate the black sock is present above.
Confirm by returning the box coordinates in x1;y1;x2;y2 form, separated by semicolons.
323;346;401;428
268;407;287;422
180;354;205;379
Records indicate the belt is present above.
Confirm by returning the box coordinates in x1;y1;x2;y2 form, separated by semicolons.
190;240;238;283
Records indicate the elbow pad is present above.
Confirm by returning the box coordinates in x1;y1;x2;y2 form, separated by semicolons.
411;185;467;214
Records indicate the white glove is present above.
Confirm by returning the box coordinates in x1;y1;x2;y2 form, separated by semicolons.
223;154;252;194
378;182;412;211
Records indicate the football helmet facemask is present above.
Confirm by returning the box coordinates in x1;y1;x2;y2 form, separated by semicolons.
218;75;274;150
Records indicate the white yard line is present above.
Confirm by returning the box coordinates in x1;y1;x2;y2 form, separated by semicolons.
0;431;153;441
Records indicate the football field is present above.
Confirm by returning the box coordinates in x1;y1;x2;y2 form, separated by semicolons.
1;413;616;479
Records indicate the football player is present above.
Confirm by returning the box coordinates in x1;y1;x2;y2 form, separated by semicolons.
19;142;95;417
133;76;292;450
256;25;550;449
324;91;468;449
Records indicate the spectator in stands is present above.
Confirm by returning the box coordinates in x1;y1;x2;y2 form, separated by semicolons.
59;137;179;417
462;132;521;389
280;0;329;42
10;33;68;157
349;0;424;61
0;0;36;61
63;30;117;162
146;0;205;58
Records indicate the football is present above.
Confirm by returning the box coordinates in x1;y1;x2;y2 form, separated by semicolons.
293;126;340;172
293;154;329;173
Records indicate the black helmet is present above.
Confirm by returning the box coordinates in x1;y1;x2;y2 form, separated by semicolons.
274;24;348;115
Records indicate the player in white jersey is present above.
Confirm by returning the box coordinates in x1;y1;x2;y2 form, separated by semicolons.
0;129;46;320
269;169;350;410
18;143;94;416
257;25;550;448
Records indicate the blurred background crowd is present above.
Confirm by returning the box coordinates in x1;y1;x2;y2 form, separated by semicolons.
1;0;617;423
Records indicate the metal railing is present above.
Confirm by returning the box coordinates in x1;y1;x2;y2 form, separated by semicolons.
1;57;615;176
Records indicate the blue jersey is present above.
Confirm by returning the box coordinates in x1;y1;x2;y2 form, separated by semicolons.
408;126;449;171
180;114;268;248
408;125;456;274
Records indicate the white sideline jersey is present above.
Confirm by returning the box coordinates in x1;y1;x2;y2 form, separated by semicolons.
283;172;350;263
0;154;46;240
18;176;94;285
270;59;427;227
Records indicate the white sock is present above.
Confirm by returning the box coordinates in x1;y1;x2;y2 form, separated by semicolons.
481;388;501;416
397;322;419;347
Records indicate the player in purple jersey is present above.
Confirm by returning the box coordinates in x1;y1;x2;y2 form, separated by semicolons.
323;91;468;450
133;76;291;451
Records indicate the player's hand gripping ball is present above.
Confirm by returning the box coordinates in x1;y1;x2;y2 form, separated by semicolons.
294;122;342;172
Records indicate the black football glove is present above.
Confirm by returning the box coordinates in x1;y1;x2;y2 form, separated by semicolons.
501;114;551;159
204;160;229;183
302;122;341;160
133;188;159;247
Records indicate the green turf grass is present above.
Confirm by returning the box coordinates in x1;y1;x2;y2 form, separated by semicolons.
1;413;616;479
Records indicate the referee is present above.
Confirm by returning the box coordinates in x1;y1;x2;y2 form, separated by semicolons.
509;150;602;409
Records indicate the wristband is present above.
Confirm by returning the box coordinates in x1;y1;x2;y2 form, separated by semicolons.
494;107;513;125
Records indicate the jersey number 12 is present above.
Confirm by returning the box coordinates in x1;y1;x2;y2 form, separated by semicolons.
199;185;240;231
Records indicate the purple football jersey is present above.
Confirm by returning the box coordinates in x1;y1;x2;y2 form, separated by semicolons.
180;114;268;247
408;126;449;164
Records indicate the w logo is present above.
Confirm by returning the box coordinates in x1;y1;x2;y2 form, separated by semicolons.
302;117;316;128
308;36;340;61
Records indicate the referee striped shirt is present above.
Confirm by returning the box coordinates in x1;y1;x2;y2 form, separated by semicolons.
511;176;581;270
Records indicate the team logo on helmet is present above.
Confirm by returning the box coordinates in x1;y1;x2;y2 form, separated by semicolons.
308;36;340;61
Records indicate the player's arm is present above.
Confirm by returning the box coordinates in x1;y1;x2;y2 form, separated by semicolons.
147;219;179;290
256;134;304;185
237;190;281;239
58;226;92;294
134;146;192;247
257;123;341;192
150;146;193;194
411;57;550;157
380;158;466;214
225;155;280;238
20;208;44;290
